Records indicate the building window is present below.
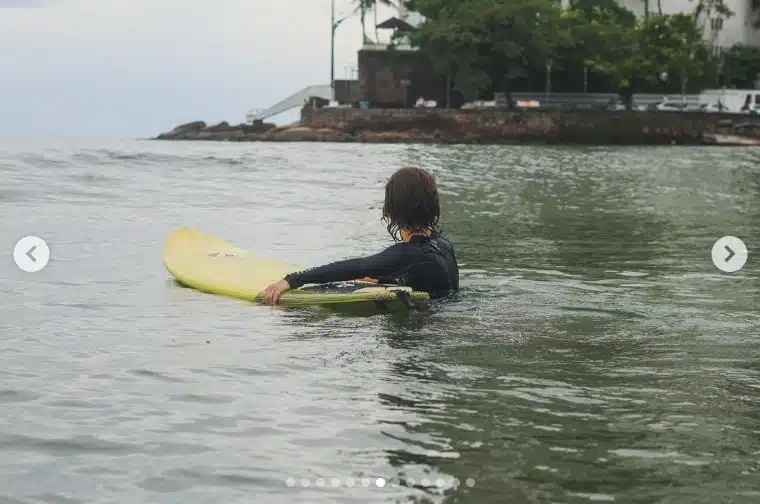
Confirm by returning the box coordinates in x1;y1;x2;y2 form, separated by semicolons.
710;17;724;31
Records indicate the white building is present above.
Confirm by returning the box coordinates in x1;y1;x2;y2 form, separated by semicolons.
616;0;760;47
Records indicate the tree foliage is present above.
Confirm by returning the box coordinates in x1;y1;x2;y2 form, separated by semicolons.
354;0;396;43
564;0;639;94
397;0;754;107
721;45;760;88
688;0;734;21
405;0;566;101
639;14;710;86
577;11;710;104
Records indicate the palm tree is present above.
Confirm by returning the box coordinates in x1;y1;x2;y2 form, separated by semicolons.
354;0;396;44
691;0;733;22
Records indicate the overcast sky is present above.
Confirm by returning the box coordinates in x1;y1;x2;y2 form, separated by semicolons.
0;0;397;137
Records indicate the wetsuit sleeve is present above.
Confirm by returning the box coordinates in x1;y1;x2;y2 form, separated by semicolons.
283;244;410;288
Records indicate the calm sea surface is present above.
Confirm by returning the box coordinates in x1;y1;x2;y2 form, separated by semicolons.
0;138;758;504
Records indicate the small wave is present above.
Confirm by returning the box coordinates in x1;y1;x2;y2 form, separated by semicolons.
200;155;246;166
0;433;140;456
75;149;179;164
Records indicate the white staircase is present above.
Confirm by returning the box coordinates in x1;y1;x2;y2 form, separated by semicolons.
246;84;333;123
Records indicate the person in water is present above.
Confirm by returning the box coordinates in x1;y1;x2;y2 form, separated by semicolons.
262;166;459;305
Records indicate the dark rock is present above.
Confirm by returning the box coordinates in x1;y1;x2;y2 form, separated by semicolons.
261;127;339;142
155;120;207;139
251;119;276;133
154;119;279;141
205;121;231;132
176;120;206;132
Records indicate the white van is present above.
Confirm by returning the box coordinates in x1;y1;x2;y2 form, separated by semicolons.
699;89;760;114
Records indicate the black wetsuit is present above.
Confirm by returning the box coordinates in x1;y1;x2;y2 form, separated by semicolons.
284;235;459;299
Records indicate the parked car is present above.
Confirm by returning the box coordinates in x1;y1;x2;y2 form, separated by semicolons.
605;98;645;111
692;102;732;113
647;97;689;111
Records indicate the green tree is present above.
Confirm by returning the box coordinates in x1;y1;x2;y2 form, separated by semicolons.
721;44;760;88
578;13;711;107
355;0;396;44
558;0;636;93
639;13;711;93
565;2;641;106
566;0;636;26
689;0;734;21
405;0;566;106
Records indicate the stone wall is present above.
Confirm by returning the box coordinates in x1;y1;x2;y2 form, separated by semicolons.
300;107;754;145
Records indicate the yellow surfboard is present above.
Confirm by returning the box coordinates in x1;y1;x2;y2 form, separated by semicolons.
162;226;430;308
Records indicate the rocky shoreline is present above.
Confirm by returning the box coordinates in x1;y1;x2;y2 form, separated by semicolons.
153;108;760;146
154;120;455;143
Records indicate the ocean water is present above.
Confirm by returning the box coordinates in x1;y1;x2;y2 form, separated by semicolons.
1;137;759;504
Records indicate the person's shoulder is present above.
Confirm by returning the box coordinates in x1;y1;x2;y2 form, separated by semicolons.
383;239;412;249
433;234;456;251
379;240;414;254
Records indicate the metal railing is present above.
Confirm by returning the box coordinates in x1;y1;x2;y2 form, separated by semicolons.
509;92;702;108
247;84;333;123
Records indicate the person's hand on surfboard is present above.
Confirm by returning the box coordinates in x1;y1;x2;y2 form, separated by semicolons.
263;279;291;305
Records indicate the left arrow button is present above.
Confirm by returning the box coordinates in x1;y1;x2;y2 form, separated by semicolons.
13;236;50;273
26;245;37;262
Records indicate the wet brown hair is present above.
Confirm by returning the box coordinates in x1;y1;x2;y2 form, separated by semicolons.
381;166;441;241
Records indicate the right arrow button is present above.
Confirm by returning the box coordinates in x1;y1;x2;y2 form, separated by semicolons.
724;245;735;263
712;236;748;273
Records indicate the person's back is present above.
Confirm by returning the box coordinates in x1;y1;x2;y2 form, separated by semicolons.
434;235;459;292
372;234;458;298
262;166;459;304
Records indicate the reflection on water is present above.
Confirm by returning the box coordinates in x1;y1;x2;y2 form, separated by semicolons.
0;139;758;503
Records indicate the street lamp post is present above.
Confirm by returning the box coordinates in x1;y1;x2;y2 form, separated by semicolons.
583;66;588;94
330;0;349;101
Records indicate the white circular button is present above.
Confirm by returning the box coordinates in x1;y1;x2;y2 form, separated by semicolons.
711;236;747;273
13;236;50;273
